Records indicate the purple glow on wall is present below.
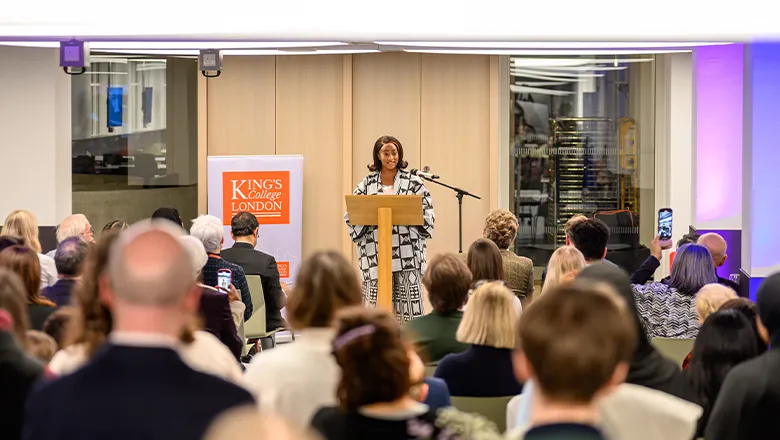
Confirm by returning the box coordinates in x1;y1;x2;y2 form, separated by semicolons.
695;44;744;225
746;43;780;275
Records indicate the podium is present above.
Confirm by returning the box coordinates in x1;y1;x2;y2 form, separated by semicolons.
345;195;424;312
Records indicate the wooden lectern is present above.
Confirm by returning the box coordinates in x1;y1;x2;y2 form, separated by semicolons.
345;195;424;312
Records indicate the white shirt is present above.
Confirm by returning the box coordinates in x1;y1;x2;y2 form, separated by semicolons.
38;253;57;289
49;330;243;384
243;328;338;428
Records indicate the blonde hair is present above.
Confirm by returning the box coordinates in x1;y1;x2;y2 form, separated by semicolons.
456;281;518;349
695;283;737;321
541;246;586;297
1;210;42;253
25;330;58;363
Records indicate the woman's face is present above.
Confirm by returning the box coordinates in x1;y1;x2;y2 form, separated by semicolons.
378;143;399;171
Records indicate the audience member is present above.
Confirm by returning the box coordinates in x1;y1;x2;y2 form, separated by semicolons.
0;269;32;346
48;228;243;383
43;237;89;307
0;308;44;440
540;214;603;288
632;244;717;338
719;297;768;353
405;253;471;364
151;207;184;228
311;307;455;439
680;283;739;369
0;235;23;254
684;309;759;438
568;218;617;266
539;245;585;297
46;214;94;258
705;272;780;440
0;210;57;288
510;283;636;440
42;306;74;349
204;407;320;440
483;209;534;299
434;281;523;397
697;233;740;291
222;211;286;331
191;215;253;322
179;235;242;358
244;251;363;427
25;330;57;363
101;220;128;237
466;238;522;313
24;221;254;440
0;246;56;330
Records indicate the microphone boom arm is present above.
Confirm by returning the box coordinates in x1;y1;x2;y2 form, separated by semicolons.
419;174;481;254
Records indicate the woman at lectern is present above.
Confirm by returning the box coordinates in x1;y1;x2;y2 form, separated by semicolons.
344;135;435;322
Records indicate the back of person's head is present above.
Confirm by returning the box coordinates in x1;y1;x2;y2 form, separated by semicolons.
178;235;208;282
287;251;363;330
756;272;780;346
204;407;319;440
1;210;41;253
331;306;410;411
0;268;30;346
457;281;518;349
719;297;768;353
54;236;89;277
43;306;75;348
563;214;588;242
697;233;728;267
108;220;194;307
422;253;472;314
0;245;53;307
190;215;224;254
670;244;718;295
483;209;519;250
685;309;759;422
0;236;23;254
569;218;610;261
25;330;57;363
102;220;128;237
71;229;122;354
541;246;586;297
677;233;700;249
695;284;737;322
56;214;92;243
466;238;504;282
230;211;259;238
151;207;183;227
516;284;636;404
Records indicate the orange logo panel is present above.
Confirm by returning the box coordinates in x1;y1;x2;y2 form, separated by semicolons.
222;171;290;225
276;261;290;279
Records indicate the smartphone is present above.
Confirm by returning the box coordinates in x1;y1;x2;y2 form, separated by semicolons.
658;208;673;249
217;269;232;293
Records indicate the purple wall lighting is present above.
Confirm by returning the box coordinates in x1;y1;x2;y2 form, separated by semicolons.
695;44;744;226
745;42;780;278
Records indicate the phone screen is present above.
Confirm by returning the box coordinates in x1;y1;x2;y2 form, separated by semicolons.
658;209;673;241
217;270;232;292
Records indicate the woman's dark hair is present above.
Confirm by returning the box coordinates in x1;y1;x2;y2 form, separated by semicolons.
467;238;504;283
720;297;768;353
0;236;24;254
0;245;54;307
0;268;31;347
102;220;128;236
669;244;718;296
367;135;408;172
332;307;410;411
685;309;760;434
423;254;472;313
286;251;363;329
151;207;183;227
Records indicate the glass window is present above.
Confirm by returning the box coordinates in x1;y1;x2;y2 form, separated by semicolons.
509;56;655;267
71;55;199;231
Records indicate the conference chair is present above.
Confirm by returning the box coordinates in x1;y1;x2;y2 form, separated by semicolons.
450;395;514;433
651;338;695;366
244;275;292;352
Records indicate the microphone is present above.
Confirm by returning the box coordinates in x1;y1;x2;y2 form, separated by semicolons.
410;168;440;180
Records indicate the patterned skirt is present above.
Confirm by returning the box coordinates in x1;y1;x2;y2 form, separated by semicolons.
362;270;425;322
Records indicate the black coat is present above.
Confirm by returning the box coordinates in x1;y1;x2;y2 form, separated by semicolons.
199;286;243;358
0;331;44;440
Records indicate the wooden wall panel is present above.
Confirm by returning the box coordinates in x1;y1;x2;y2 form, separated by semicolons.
351;53;422;188
275;55;345;258
207;56;276;156
420;54;492;258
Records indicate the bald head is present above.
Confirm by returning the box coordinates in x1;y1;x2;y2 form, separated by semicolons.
108;221;195;306
698;233;728;267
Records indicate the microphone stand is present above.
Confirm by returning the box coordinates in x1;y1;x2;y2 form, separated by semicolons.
420;175;481;254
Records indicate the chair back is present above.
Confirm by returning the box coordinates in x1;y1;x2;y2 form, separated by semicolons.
244;275;267;338
505;394;525;431
450;395;514;433
651;338;695;366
